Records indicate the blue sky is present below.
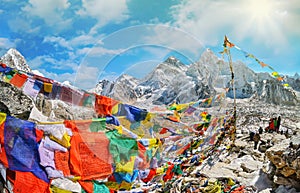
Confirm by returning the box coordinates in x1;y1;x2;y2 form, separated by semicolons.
0;0;299;89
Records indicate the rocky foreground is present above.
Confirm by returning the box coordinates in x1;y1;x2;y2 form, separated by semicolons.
1;78;300;193
152;99;300;193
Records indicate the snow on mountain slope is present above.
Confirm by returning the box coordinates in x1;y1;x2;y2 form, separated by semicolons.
95;49;299;106
0;48;31;72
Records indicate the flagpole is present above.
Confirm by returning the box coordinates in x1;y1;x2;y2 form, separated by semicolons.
227;49;237;133
223;35;237;142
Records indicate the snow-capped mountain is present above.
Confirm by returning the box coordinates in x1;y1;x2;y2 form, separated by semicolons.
94;74;139;103
0;48;31;73
94;49;299;106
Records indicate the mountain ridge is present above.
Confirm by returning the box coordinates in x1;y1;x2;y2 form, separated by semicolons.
94;49;299;106
0;48;32;73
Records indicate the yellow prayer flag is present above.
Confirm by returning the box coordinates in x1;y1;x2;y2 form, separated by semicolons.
115;125;123;134
115;156;136;174
112;103;119;114
119;181;132;190
50;132;71;148
272;72;279;77
50;186;73;193
43;82;53;93
228;178;235;186
156;167;165;175
0;112;6;125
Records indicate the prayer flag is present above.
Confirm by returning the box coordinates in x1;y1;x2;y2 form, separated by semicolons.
10;73;28;88
3;116;49;182
64;120;113;180
223;35;235;48
95;95;119;116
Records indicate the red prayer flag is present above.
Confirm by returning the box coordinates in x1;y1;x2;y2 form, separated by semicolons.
10;73;28;88
13;171;50;193
94;95;119;116
64;120;113;180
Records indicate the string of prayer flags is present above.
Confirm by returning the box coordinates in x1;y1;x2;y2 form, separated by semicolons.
0;107;239;192
222;36;290;87
1;62;189;130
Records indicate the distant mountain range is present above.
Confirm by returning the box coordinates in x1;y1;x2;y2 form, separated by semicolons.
93;49;299;106
1;48;299;106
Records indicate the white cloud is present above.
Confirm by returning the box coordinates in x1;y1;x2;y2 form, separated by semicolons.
22;0;70;26
27;56;45;68
77;46;123;56
43;32;107;57
37;69;75;84
142;25;205;61
170;0;299;49
0;37;15;50
124;60;161;78
77;0;129;28
43;36;73;50
98;71;119;81
28;54;79;72
33;67;98;90
69;34;104;47
7;18;41;34
280;0;300;37
73;66;100;89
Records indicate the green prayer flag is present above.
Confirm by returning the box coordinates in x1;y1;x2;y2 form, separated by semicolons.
106;130;138;163
93;181;109;193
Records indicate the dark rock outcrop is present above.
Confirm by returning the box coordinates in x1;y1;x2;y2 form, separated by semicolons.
0;81;33;119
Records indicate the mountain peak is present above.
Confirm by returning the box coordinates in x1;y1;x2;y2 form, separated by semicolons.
0;48;31;72
163;56;185;68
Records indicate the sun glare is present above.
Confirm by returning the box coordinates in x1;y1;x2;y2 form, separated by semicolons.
240;0;284;42
247;0;274;21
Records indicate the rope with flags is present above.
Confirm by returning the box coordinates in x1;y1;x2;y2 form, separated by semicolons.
220;35;289;87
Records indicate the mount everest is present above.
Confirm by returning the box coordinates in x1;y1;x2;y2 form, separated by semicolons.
94;49;299;106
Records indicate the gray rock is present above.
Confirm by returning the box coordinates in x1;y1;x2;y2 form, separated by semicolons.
0;81;33;119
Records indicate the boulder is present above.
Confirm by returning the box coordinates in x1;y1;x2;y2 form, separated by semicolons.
0;81;33;119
